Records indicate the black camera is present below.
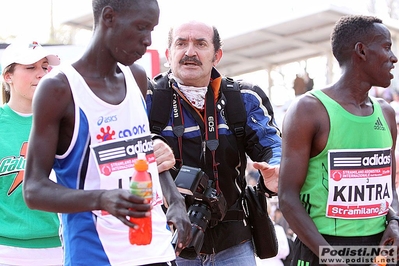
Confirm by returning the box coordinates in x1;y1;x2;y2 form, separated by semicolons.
172;165;227;260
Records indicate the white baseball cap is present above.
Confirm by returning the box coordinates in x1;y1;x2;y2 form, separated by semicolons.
1;40;60;74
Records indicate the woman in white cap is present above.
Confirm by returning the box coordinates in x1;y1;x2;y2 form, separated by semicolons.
0;40;62;266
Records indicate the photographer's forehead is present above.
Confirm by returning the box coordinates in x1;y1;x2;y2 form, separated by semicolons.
172;21;214;42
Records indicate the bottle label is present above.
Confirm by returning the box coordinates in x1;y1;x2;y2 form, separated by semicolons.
130;181;152;199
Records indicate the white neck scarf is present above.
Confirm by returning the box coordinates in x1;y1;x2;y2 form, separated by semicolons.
169;73;208;110
178;84;207;110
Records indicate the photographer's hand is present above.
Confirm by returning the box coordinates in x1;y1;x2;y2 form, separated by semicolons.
252;162;279;193
153;138;175;173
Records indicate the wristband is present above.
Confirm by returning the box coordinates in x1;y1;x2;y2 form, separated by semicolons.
264;186;278;198
257;171;278;198
387;215;399;225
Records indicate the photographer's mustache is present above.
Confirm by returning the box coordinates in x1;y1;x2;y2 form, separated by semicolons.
179;56;202;66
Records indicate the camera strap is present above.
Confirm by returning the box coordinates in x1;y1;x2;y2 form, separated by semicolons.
170;82;189;168
204;87;221;192
170;83;222;193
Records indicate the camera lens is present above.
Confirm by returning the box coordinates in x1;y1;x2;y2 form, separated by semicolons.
179;203;212;260
187;203;211;230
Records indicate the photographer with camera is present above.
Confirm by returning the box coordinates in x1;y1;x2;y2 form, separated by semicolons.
146;20;282;265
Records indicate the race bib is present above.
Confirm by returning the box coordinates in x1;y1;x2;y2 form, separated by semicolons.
90;135;163;216
326;148;392;219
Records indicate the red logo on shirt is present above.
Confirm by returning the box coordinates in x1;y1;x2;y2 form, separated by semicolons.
0;142;28;195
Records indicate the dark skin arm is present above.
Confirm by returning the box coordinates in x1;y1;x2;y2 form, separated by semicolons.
130;63;148;99
129;63;192;255
23;72;151;228
279;93;332;258
158;171;192;256
279;89;399;265
377;98;399;248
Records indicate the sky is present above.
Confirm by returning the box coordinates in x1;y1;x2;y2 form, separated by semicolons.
0;1;91;42
0;0;378;50
0;0;379;71
0;0;394;110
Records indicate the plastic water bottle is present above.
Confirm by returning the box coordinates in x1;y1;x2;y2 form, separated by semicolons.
129;153;152;245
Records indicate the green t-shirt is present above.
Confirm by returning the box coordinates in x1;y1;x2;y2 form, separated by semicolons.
0;104;61;248
302;90;393;236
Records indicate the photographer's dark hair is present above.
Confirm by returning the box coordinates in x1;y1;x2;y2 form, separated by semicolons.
167;24;222;52
331;15;382;66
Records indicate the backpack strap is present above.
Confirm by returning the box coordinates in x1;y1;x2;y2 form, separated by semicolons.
221;77;246;139
221;77;247;190
148;73;172;135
